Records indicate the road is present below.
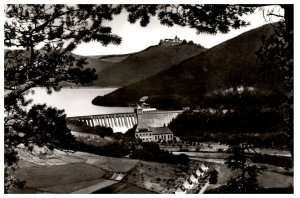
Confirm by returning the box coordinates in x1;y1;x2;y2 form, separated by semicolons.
198;181;210;194
71;180;118;194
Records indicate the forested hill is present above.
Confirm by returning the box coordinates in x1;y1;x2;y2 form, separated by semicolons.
92;23;276;108
4;50;121;87
95;43;206;87
4;50;119;73
71;54;116;73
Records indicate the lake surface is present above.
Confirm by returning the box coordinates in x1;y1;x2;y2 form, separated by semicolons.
25;87;134;117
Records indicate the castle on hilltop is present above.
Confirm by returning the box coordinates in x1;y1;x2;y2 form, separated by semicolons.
159;36;183;46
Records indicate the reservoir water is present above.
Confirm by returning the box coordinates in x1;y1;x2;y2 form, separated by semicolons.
25;87;134;117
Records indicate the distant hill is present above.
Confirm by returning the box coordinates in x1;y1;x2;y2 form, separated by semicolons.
4;49;123;87
97;53;134;62
4;49;119;75
92;23;276;107
95;44;206;87
71;54;116;73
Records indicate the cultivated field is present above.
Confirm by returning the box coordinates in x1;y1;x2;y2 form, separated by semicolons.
93;181;155;194
89;156;139;172
13;163;106;193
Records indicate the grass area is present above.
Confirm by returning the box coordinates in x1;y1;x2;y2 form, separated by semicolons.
258;171;293;188
14;163;105;192
89;156;139;172
38;178;106;193
259;187;293;193
93;181;155;194
14;151;192;194
14;152;143;193
250;154;293;168
124;160;193;193
208;163;293;192
17;159;36;168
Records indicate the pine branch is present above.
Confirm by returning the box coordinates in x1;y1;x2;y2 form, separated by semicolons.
4;81;36;105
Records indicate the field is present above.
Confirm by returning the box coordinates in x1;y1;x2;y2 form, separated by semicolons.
13;163;106;193
93;181;155;194
206;162;293;192
88;155;139;172
13;146;293;194
13;148;192;194
13;148;138;193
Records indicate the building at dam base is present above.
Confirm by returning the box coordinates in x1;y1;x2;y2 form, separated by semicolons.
134;105;182;142
135;122;174;142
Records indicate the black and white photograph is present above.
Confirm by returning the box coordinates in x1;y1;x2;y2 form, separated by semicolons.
3;1;295;194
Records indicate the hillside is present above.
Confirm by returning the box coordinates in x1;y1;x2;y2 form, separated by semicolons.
53;54;118;87
98;53;133;62
4;49;123;87
4;50;118;73
95;44;206;87
92;23;276;107
72;54;116;73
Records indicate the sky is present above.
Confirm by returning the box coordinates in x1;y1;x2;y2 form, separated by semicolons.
72;5;284;56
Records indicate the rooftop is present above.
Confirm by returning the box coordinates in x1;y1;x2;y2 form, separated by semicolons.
136;122;151;133
135;123;174;135
150;127;173;135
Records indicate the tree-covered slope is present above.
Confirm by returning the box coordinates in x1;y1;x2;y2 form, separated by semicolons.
71;53;116;73
92;23;276;107
95;44;206;87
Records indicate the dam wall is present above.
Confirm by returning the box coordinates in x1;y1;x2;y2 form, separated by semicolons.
67;110;184;133
67;112;137;133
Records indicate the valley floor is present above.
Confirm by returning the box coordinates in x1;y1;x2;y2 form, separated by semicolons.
11;147;191;194
11;145;293;194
